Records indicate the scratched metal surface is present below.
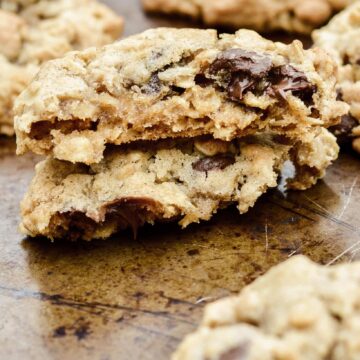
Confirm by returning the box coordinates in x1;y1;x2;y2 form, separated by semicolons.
1;1;360;359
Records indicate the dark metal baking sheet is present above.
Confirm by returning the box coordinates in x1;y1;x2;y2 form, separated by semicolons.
1;1;359;359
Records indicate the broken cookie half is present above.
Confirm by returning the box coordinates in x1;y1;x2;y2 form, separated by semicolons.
21;128;338;240
173;255;360;360
17;28;346;240
15;28;346;164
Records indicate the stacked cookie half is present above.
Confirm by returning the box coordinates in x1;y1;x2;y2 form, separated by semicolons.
15;28;347;240
0;0;123;136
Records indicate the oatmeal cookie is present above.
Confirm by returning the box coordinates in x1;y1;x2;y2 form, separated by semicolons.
20;129;338;240
142;0;354;34
0;56;36;136
14;28;347;164
0;0;123;136
313;2;360;154
173;255;360;360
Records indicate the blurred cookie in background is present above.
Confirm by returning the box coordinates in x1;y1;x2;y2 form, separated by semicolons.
313;2;360;154
0;0;123;137
174;255;360;360
142;0;354;35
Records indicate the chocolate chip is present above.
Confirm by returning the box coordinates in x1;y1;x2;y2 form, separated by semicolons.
330;113;358;145
336;89;343;101
170;85;185;95
208;49;272;101
74;324;91;341
105;197;161;239
218;343;249;360
268;65;316;103
53;326;66;338
142;73;162;94
209;49;272;78
206;48;315;104
106;197;158;214
54;197;162;241
228;74;256;101
187;249;200;256
64;211;98;241
343;54;351;65
195;73;214;88
192;154;235;172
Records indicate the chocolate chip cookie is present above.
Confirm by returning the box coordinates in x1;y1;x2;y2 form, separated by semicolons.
0;0;123;136
173;255;360;360
142;0;354;34
15;28;347;164
313;2;360;154
20;129;338;240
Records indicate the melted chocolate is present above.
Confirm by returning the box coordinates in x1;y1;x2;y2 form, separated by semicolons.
268;65;316;103
209;49;272;78
204;48;316;104
330;113;358;145
192;154;235;172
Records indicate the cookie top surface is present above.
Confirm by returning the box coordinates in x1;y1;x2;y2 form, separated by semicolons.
14;27;347;164
173;255;360;360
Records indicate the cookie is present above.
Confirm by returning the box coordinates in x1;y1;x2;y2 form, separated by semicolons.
142;0;354;34
20;128;338;240
14;28;347;164
313;2;360;154
173;255;360;360
0;0;123;136
0;56;36;136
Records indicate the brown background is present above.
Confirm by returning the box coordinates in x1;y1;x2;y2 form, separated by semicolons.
1;1;360;359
